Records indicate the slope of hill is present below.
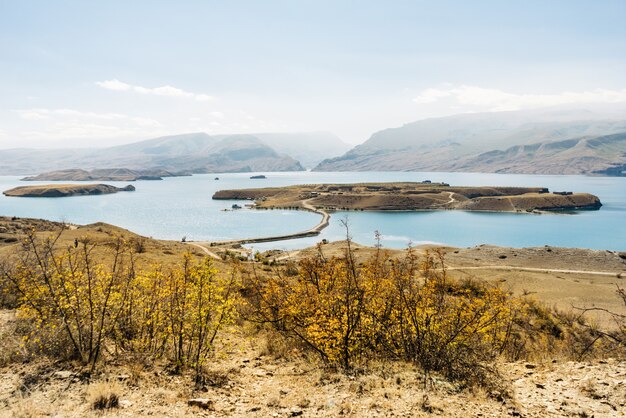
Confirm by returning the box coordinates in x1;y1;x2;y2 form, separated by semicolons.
450;133;626;175
131;134;305;173
0;133;304;175
314;110;626;175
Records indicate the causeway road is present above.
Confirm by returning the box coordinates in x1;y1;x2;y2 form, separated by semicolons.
189;199;330;249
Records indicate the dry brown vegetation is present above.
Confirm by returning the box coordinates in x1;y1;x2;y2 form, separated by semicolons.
0;219;625;416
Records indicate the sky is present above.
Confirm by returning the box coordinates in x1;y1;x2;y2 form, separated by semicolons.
1;0;625;148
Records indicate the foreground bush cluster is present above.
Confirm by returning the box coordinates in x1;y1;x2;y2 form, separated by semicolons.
244;243;625;386
0;229;237;376
1;229;623;388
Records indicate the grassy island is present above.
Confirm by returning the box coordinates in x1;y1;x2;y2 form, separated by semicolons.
213;182;602;212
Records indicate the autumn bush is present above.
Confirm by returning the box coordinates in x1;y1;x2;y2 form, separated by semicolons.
0;228;238;376
243;242;523;386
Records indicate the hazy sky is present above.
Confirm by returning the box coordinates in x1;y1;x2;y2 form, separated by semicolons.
1;0;625;148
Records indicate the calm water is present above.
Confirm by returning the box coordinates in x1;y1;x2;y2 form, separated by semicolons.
0;172;624;251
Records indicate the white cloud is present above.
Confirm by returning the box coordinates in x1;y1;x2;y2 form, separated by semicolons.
413;85;626;111
12;108;165;146
95;79;132;91
412;87;454;104
17;109;52;120
96;79;214;101
17;108;162;127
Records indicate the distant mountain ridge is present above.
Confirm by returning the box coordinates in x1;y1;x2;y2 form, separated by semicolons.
75;133;304;173
314;109;626;175
0;131;350;175
0;131;352;175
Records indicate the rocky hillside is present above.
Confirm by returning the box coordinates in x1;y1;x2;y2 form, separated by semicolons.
452;132;626;175
314;109;626;175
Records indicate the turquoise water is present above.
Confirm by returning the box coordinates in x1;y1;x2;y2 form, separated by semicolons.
0;172;624;251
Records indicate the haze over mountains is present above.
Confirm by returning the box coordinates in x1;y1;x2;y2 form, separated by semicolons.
238;132;350;169
314;109;626;176
0;132;348;175
2;109;625;176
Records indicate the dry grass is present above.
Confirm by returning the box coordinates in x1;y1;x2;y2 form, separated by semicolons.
9;393;50;418
0;310;29;367
87;381;122;410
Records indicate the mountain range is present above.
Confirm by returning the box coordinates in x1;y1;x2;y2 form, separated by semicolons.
2;109;625;176
314;109;626;176
0;132;349;175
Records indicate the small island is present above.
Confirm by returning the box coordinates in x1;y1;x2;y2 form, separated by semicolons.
250;175;267;179
21;168;188;182
213;182;602;213
3;183;136;197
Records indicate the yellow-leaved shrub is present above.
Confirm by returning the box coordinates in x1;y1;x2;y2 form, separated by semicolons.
245;243;522;386
0;229;238;376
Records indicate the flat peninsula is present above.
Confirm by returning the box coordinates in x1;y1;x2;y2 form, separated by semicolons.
3;183;135;197
213;182;602;212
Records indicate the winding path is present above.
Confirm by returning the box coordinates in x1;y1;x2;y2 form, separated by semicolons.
187;242;222;260
445;264;623;277
443;191;457;205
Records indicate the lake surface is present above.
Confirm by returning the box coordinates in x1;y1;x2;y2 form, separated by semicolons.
1;172;625;251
